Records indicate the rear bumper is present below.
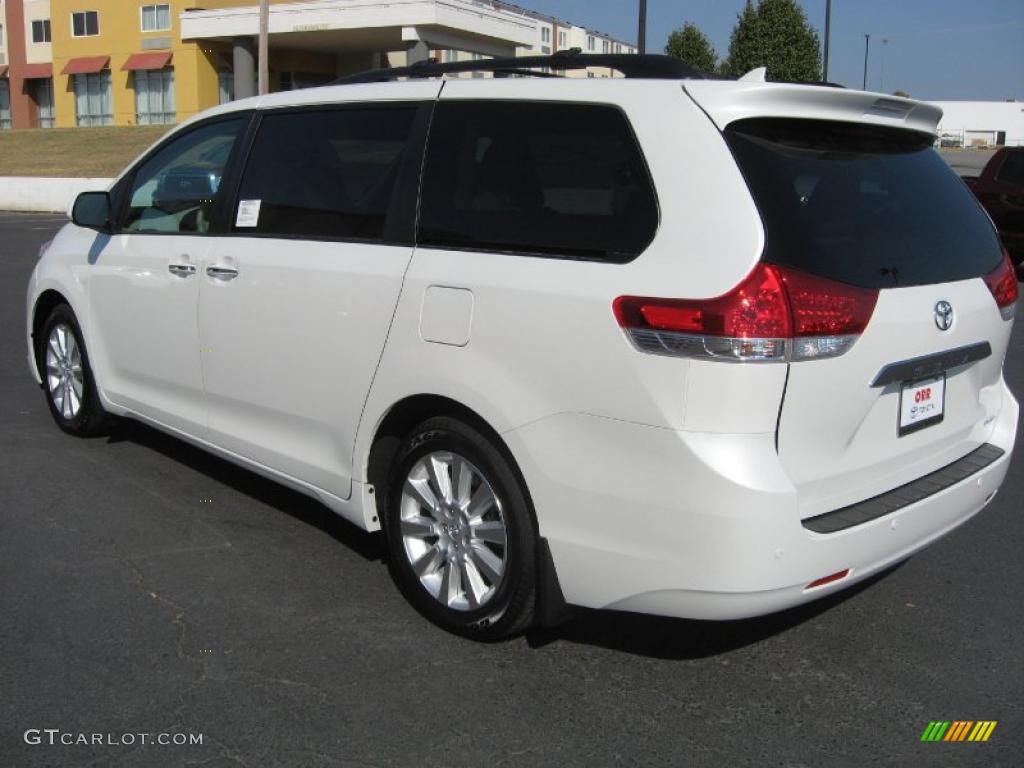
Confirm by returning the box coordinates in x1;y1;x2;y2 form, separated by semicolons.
505;380;1018;621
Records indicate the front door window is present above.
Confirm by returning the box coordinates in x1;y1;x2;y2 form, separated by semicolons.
123;117;245;234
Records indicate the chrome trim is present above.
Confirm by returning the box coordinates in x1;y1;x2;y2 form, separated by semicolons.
623;329;859;363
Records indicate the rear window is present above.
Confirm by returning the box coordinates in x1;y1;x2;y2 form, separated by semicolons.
725;118;1003;288
418;101;658;262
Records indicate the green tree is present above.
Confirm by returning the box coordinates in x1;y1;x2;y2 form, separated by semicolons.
665;22;718;73
723;0;821;82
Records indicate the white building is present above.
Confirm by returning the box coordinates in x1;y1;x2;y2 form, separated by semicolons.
931;100;1024;147
180;0;637;95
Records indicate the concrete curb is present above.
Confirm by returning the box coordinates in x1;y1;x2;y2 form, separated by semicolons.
0;177;115;214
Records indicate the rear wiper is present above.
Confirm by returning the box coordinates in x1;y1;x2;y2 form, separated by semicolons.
878;266;901;285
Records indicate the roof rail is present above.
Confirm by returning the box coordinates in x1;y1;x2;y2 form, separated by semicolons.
333;51;706;85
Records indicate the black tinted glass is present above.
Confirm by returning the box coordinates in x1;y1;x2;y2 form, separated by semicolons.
124;117;245;234
725;118;1003;288
419;101;658;262
996;151;1024;185
234;107;416;240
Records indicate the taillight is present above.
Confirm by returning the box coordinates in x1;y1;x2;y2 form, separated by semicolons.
613;263;879;362
983;248;1018;321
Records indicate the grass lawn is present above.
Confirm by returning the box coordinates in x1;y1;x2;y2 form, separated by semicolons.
0;126;172;177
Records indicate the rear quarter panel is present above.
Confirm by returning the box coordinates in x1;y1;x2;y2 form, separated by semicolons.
353;80;771;485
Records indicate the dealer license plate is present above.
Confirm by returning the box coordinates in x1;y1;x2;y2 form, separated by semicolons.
899;374;946;436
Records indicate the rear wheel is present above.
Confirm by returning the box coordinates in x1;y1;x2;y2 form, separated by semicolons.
383;417;536;640
37;304;111;436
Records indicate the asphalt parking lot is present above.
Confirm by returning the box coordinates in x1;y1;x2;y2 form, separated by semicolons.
1;210;1022;768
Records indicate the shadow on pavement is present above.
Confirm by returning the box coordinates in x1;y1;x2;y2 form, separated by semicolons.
107;418;385;563
107;418;907;660
526;564;905;660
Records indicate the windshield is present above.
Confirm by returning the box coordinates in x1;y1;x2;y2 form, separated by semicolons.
725;118;1003;288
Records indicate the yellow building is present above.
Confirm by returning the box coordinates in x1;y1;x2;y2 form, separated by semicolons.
50;1;307;128
1;1;629;130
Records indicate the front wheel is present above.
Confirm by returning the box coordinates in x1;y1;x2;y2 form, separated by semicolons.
384;417;537;640
36;304;111;436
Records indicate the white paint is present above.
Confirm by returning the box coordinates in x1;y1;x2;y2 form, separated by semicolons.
0;177;113;213
22;74;1021;626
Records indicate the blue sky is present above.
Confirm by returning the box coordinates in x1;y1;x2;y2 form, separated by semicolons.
519;0;1024;100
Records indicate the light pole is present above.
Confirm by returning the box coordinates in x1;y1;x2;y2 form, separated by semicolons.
880;37;888;92
638;0;647;54
823;0;832;81
862;33;870;90
258;0;269;95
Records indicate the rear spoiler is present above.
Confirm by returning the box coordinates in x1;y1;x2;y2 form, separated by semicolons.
683;80;942;136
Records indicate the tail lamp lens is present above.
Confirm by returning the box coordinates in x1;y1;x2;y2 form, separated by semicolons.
614;263;879;362
983;248;1018;320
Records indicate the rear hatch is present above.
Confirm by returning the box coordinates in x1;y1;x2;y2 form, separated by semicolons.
688;83;1017;518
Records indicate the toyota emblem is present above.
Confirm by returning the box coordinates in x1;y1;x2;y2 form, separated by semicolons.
934;300;954;331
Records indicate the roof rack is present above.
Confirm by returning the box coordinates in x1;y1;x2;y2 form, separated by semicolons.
333;51;705;85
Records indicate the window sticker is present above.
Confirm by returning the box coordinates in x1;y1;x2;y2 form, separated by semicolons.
235;199;261;228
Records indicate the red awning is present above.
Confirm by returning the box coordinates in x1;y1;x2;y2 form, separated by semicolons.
122;52;172;72
61;56;110;75
0;66;8;79
19;63;53;79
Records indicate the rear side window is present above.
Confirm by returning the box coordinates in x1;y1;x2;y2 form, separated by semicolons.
725;118;1003;288
234;106;417;241
996;151;1024;185
419;101;658;262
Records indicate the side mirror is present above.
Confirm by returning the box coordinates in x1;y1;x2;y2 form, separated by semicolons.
71;191;112;232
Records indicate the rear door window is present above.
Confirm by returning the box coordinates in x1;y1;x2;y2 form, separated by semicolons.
418;100;658;262
233;106;418;241
725;118;1003;288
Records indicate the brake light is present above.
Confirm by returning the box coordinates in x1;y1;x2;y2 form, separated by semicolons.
613;263;879;362
983;248;1018;321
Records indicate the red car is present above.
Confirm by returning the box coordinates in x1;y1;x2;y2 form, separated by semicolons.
965;146;1024;278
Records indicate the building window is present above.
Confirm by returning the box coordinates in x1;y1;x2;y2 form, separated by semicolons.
541;27;550;43
443;49;458;64
218;70;234;104
134;68;175;125
0;79;11;130
615;43;622;54
71;11;100;37
73;71;112;126
602;40;610;54
141;4;171;32
32;19;52;43
558;31;566;49
587;36;595;51
33;78;55;128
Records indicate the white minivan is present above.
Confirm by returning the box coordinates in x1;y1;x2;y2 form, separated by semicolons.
26;54;1019;639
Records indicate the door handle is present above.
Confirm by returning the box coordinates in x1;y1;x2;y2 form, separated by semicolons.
168;263;197;277
206;265;239;281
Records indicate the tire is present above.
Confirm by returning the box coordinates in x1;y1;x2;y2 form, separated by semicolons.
383;416;537;640
36;303;111;437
